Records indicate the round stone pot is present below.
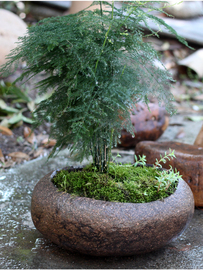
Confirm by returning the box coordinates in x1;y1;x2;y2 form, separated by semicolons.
31;167;194;256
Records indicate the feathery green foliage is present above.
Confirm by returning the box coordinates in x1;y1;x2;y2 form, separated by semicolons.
0;1;190;172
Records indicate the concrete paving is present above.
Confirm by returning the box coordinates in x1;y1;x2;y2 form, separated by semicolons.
0;112;203;269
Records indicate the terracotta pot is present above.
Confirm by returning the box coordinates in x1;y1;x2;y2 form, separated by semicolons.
31;167;194;256
135;141;203;207
119;102;169;148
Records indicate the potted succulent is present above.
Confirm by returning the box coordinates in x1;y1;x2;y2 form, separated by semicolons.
0;1;194;256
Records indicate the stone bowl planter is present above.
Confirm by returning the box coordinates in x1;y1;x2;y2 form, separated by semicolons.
31;167;194;256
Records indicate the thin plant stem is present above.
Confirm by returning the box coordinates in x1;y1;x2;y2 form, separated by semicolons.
95;1;114;73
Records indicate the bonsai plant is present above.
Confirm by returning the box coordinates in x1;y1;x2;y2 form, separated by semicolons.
0;1;194;256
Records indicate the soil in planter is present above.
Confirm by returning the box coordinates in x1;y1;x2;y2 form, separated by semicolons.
52;163;178;203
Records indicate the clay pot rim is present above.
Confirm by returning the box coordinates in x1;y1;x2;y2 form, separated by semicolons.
49;164;182;206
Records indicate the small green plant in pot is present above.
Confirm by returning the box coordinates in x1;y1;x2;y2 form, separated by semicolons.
0;1;194;256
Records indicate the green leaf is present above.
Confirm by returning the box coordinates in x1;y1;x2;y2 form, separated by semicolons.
27;100;36;112
0;99;19;113
22;115;34;124
8;85;30;102
0;118;9;128
8;113;23;124
35;92;53;104
186;116;203;122
8;112;33;125
0;99;7;108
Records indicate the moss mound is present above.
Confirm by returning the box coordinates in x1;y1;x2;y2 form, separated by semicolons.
52;163;178;203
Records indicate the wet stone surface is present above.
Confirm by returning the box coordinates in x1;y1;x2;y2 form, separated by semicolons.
0;146;203;268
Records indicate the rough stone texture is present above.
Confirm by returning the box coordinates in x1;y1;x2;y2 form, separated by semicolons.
31;168;194;256
135;141;203;207
0;9;27;67
119;102;169;148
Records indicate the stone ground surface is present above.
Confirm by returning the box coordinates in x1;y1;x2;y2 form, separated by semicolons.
0;108;203;269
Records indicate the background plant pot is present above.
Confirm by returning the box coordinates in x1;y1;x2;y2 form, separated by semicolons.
119;102;169;148
135;141;203;207
31;168;194;256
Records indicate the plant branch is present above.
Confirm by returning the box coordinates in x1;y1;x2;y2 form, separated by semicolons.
95;1;114;74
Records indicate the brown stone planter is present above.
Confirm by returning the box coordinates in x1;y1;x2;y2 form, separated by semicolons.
31;167;194;256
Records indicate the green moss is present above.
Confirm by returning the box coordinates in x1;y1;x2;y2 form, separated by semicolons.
52;163;178;203
17;249;31;256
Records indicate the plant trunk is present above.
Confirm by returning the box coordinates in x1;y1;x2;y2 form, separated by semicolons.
92;138;108;173
91;128;116;173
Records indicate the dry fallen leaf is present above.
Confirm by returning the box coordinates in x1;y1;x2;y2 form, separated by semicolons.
23;126;35;144
170;84;191;103
41;138;56;148
193;94;203;101
33;147;44;158
24;126;31;138
0;148;5;163
175;128;185;139
36;133;48;143
8;152;30;161
0;125;13;136
168;244;191;252
2;159;16;168
194;124;203;147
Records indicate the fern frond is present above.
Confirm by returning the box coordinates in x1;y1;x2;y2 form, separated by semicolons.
0;1;190;171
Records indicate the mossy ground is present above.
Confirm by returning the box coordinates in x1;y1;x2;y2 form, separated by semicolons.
52;163;178;203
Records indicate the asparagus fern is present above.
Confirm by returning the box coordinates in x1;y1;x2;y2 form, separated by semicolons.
0;1;190;172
